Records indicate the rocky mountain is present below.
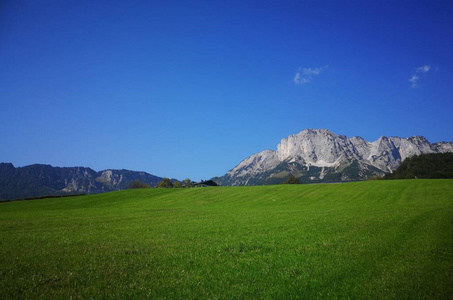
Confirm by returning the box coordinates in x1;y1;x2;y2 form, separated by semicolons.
214;129;453;186
0;163;165;200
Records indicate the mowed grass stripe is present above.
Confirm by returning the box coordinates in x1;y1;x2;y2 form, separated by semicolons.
0;179;452;299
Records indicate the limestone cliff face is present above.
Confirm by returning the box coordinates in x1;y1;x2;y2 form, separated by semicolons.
215;129;453;186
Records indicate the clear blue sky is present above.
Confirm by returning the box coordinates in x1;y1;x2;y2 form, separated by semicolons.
1;0;452;180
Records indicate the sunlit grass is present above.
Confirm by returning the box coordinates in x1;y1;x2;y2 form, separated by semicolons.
1;180;452;299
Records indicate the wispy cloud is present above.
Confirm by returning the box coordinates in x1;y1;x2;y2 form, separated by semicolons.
302;67;324;75
409;65;431;88
416;65;431;73
293;65;328;85
409;75;419;88
293;73;311;84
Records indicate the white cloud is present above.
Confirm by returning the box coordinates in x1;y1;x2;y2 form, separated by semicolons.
409;65;432;88
302;67;322;75
293;72;311;84
416;65;431;73
293;65;327;85
409;75;419;88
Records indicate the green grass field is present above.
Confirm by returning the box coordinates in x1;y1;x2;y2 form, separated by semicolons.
1;179;452;299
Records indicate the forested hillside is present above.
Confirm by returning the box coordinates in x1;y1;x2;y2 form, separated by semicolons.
385;153;453;179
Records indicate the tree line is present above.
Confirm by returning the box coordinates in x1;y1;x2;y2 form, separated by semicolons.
129;178;195;189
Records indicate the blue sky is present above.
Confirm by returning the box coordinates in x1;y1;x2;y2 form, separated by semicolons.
1;0;452;181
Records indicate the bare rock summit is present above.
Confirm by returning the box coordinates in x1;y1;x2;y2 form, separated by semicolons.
214;129;453;185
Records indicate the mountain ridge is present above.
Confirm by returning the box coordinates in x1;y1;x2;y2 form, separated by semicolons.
214;129;453;185
0;163;167;200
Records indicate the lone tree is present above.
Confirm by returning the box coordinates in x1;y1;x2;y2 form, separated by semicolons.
156;178;173;188
129;180;150;189
182;178;194;188
283;174;300;184
173;181;182;188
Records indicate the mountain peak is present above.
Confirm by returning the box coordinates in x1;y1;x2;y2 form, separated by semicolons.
299;128;335;135
215;129;453;185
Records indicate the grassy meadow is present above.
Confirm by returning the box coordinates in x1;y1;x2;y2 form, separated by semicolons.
1;179;452;299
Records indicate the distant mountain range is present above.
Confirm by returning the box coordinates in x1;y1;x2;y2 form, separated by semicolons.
0;163;165;200
214;129;453;185
3;129;452;199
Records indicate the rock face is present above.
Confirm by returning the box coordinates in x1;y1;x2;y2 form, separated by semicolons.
0;164;164;200
214;129;453;186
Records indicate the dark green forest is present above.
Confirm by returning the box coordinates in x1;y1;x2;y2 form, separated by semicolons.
385;153;453;179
